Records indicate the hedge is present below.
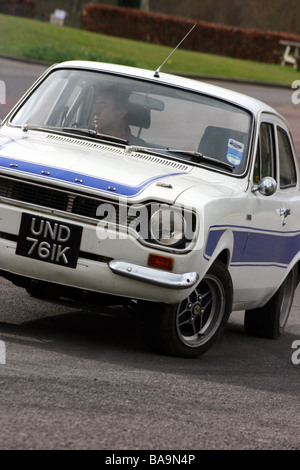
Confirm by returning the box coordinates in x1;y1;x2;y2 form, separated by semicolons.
81;3;300;64
0;0;37;18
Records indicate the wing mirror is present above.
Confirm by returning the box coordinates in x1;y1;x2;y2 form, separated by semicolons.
251;176;277;196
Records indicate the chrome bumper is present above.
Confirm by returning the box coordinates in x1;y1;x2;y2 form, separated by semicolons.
109;261;199;290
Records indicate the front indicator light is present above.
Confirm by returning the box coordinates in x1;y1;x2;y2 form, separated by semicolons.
148;254;174;271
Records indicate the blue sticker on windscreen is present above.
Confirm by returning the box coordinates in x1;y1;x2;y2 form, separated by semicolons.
226;138;244;166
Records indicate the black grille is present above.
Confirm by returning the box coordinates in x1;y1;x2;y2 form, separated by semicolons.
0;176;195;250
0;177;104;219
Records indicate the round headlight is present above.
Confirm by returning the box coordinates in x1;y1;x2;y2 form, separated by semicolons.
150;209;186;246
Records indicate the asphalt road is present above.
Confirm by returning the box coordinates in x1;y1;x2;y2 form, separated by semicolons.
0;58;300;451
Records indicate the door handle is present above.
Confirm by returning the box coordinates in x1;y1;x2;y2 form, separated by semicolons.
279;208;291;217
278;208;291;225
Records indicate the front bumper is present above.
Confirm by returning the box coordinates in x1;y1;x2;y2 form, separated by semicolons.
109;260;199;290
0;202;200;304
0;237;199;304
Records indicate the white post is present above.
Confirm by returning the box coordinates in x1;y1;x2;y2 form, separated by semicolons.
140;0;149;11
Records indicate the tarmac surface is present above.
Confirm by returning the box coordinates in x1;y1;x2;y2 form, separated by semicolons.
0;57;299;451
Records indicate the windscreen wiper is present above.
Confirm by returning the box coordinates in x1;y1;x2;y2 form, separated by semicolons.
20;124;128;144
125;145;235;171
165;149;235;171
21;124;54;132
62;127;97;136
62;128;129;144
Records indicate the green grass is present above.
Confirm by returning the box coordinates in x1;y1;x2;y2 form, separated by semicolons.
0;13;299;86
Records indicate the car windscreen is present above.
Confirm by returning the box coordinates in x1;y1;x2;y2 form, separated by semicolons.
10;68;253;175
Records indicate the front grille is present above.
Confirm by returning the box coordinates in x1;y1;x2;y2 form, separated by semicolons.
0;176;124;221
0;178;69;211
0;176;195;252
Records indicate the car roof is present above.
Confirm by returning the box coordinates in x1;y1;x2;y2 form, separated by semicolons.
53;60;278;117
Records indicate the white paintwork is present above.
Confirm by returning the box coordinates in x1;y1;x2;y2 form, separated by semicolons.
0;61;299;313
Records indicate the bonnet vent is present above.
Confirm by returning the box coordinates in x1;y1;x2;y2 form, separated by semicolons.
45;134;123;154
128;152;190;171
45;134;190;171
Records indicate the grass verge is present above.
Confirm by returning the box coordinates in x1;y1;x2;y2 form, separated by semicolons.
0;13;299;86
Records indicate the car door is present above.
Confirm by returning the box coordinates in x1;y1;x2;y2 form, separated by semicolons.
238;115;294;305
274;122;300;267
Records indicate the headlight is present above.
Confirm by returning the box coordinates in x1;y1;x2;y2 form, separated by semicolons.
150;208;186;246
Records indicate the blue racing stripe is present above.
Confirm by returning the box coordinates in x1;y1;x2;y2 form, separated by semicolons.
205;225;300;268
0;153;186;197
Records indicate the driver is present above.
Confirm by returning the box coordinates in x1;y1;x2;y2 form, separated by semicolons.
93;86;131;141
93;86;146;145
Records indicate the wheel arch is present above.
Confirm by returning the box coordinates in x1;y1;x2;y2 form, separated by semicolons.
216;249;231;269
204;228;234;270
284;256;300;288
295;260;300;286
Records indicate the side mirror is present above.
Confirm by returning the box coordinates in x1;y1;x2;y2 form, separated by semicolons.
251;176;277;196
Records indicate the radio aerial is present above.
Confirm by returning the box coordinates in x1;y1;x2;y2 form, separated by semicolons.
154;23;197;78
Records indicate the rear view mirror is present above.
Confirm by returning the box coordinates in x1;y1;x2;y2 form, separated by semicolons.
129;93;164;111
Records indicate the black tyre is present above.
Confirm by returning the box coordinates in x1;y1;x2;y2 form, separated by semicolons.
244;266;298;339
138;259;233;358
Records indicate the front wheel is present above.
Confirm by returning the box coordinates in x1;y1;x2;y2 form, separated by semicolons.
138;260;233;358
244;266;298;339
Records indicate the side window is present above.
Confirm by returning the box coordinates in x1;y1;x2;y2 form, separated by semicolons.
277;127;297;189
253;122;276;183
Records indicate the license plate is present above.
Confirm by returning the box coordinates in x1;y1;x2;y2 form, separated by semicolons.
16;213;83;269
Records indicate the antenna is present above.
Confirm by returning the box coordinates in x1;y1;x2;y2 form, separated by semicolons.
154;23;197;78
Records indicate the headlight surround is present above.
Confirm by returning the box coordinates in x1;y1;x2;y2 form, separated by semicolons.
149;208;187;246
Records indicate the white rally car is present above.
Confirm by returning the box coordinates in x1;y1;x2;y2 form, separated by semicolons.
0;60;299;357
